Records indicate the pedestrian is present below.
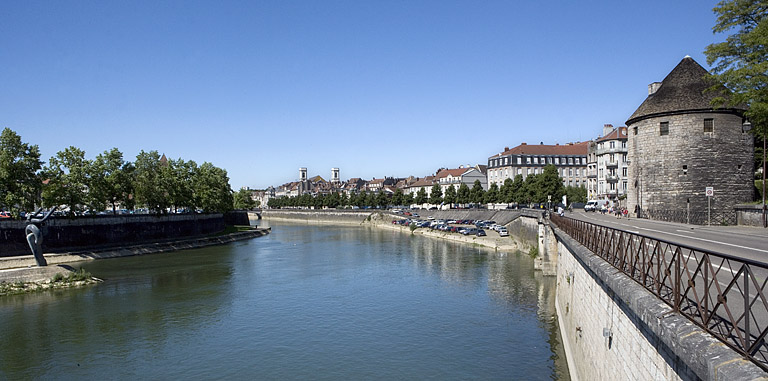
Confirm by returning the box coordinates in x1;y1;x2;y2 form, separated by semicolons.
557;205;564;217
623;208;629;219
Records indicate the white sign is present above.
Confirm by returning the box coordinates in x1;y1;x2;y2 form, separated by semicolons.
705;187;714;197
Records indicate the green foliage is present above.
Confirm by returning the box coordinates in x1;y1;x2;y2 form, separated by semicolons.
402;191;414;206
457;183;471;204
564;185;588;204
233;188;257;210
528;245;539;258
392;188;405;206
484;182;500;203
376;191;389;208
444;184;457;205
470;180;485;204
42;146;91;215
133;150;171;213
195;162;234;213
0;128;42;216
429;184;443;204
89;148;134;214
415;187;428;204
705;0;768;141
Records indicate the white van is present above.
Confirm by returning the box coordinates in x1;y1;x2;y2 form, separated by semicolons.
584;200;611;212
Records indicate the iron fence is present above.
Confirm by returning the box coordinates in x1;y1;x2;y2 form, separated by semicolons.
551;214;768;370
642;208;737;226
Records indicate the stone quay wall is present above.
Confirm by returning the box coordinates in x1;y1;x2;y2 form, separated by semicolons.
736;204;768;227
552;226;766;381
0;212;249;257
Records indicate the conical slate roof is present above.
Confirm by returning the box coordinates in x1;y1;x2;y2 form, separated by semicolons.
626;57;744;125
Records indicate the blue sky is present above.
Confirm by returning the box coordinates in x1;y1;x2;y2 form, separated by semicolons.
1;1;723;190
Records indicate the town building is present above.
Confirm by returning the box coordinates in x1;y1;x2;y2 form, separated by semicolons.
587;124;629;202
626;56;753;215
435;165;488;193
487;142;589;188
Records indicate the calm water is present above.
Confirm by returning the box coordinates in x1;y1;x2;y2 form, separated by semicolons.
0;220;569;380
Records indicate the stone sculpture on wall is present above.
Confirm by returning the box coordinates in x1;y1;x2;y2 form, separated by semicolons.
25;207;56;267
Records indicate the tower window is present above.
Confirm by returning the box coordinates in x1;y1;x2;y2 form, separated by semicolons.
682;165;688;175
633;127;638;135
660;122;669;136
704;118;714;133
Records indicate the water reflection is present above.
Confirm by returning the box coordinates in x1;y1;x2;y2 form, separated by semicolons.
1;220;569;380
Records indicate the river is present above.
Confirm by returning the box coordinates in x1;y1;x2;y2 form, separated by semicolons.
0;220;569;380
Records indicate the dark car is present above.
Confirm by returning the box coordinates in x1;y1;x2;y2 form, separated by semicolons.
476;229;486;237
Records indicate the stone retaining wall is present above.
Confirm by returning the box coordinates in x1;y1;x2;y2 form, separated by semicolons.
553;226;767;380
0;212;249;257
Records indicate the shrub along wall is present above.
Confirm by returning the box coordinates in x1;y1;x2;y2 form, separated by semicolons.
0;213;237;257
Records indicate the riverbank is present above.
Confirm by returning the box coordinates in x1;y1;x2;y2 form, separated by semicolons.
367;213;529;253
262;210;536;254
0;227;271;272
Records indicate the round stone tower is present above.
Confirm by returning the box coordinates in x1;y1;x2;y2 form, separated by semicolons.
626;57;752;217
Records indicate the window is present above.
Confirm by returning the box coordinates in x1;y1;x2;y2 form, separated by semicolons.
533;157;538;164
633;127;638;135
517;168;522;175
622;141;627;148
568;158;573;165
622;167;627;177
683;165;688;175
517;157;522;165
704;118;714;133
526;156;531;164
575;169;580;176
622;181;627;190
555;157;560;165
610;141;615;149
569;169;573;176
660;121;669;136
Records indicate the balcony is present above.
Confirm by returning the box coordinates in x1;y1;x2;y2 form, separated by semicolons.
596;146;628;155
606;161;619;168
605;175;619;183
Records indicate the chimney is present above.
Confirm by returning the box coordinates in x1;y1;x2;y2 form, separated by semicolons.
648;82;662;95
603;123;614;137
521;142;527;145
504;147;509;151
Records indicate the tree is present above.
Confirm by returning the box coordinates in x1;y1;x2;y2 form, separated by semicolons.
470;180;485;204
194;162;233;213
444;185;457;205
499;178;513;203
403;191;414;206
392;188;404;206
705;0;768;139
339;192;349;208
484;182;500;203
457;183;471;205
166;158;198;212
233;188;257;210
0;128;42;216
415;187;428;204
89;148;134;214
705;1;768;223
376;191;389;208
133;150;171;213
564;185;587;204
534;165;565;203
42;146;91;215
511;174;525;203
429;184;443;204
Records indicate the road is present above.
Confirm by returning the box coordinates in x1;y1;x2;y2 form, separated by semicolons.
566;210;768;264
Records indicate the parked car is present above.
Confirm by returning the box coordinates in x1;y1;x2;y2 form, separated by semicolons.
476;229;486;237
499;228;509;237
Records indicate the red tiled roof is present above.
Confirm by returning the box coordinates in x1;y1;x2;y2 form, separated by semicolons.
596;127;628;143
490;141;589;158
436;168;467;178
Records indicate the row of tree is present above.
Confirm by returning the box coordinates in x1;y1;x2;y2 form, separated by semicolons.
268;165;587;209
0;128;234;217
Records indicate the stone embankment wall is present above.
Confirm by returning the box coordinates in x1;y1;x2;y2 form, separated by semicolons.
262;210;374;224
0;211;249;257
736;205;768;227
262;209;542;254
552;226;767;380
0;228;270;271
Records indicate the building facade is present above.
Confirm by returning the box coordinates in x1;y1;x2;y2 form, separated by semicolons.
626;56;752;215
587;124;629;202
487;142;589;188
435;165;488;194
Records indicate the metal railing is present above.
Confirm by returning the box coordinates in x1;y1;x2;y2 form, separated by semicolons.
550;214;768;370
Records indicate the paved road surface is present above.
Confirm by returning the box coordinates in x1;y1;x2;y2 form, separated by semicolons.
566;210;768;264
